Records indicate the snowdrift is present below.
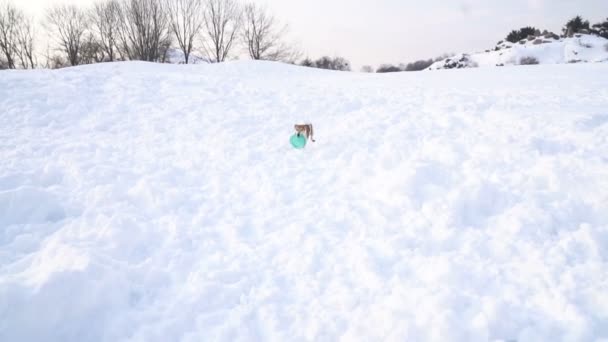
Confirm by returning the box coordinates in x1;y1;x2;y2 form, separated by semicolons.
429;34;608;70
1;61;608;341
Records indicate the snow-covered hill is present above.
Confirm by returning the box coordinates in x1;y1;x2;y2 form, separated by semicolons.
1;61;608;342
429;34;608;70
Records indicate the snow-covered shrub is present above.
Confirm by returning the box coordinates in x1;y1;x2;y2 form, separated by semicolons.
605;43;608;52
543;32;560;40
440;54;477;69
520;56;540;65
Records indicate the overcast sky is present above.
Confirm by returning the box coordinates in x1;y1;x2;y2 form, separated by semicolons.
15;0;608;68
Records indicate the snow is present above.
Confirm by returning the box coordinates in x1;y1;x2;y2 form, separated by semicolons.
429;34;608;69
1;61;608;341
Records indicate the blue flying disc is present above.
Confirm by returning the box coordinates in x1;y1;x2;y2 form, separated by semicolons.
290;134;307;149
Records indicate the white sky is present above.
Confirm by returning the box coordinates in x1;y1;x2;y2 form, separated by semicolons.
14;0;608;68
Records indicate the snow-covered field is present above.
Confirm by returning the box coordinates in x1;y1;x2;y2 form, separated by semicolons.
1;61;608;342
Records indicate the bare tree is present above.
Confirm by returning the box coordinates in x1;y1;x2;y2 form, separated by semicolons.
80;32;107;64
45;4;89;66
42;42;67;69
0;1;36;69
0;0;19;69
15;14;36;68
166;0;203;64
201;0;241;63
117;0;171;62
241;3;298;62
90;0;120;62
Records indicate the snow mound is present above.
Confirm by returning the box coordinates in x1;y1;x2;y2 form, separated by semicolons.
0;187;65;226
1;61;608;341
429;34;608;69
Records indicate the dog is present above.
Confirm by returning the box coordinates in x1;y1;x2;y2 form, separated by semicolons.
294;124;315;142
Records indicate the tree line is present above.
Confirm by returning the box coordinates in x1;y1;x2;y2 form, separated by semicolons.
506;15;608;43
0;0;301;69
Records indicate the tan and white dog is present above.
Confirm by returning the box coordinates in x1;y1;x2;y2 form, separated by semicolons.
294;124;315;142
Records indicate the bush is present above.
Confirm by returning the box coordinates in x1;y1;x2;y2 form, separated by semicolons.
545;32;560;40
300;58;314;67
404;59;434;71
402;54;452;71
605;43;608;52
300;58;315;67
520;56;539;65
541;30;560;40
593;19;608;39
376;64;402;73
506;27;539;43
299;56;351;71
315;56;351;71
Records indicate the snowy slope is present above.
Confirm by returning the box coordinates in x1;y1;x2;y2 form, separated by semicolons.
1;61;608;342
429;34;608;69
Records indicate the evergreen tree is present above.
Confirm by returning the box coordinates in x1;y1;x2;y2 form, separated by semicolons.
563;16;590;37
506;27;539;43
591;18;608;39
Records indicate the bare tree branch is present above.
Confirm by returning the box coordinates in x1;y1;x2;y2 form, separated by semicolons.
117;0;171;62
45;4;89;66
15;14;36;68
0;0;20;69
90;0;120;62
201;0;241;63
80;32;107;64
241;3;299;62
166;0;203;64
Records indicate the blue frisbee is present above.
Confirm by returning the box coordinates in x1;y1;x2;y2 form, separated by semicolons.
290;134;307;149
